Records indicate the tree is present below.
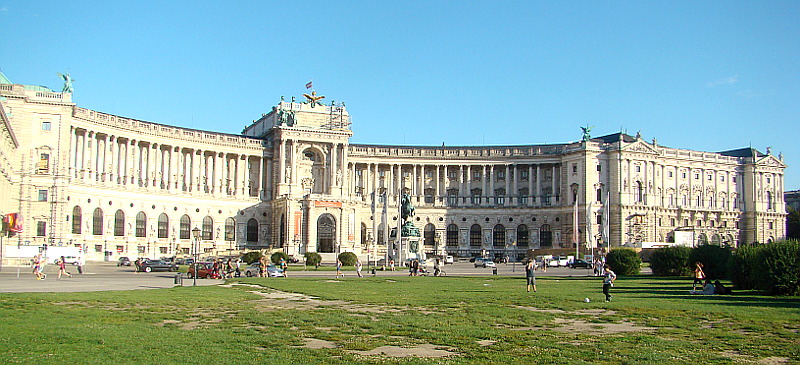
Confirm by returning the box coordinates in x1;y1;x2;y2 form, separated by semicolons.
787;207;800;240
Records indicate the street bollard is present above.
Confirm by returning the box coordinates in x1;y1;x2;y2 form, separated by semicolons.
174;273;183;286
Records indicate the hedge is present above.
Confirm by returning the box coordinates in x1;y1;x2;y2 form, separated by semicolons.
649;246;692;276
606;248;641;275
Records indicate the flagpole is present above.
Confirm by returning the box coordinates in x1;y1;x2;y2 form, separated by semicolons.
574;198;579;262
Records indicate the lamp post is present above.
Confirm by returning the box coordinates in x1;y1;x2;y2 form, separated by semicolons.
191;227;200;287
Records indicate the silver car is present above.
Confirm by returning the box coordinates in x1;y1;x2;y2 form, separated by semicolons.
244;263;284;277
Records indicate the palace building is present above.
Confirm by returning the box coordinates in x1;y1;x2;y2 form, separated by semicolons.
0;72;787;262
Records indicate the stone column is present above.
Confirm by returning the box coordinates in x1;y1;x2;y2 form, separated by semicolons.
528;165;533;206
535;164;541;206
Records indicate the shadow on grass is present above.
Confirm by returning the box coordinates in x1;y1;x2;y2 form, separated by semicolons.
618;278;800;309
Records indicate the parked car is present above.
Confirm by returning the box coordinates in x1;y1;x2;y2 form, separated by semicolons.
187;262;214;279
481;260;497;268
117;257;131;266
54;256;80;265
138;259;178;273
244;263;284;277
548;257;570;267
445;255;454;264
569;259;592;269
175;258;195;265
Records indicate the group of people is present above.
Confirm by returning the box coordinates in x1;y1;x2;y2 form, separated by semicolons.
690;262;731;295
31;254;80;280
525;259;617;301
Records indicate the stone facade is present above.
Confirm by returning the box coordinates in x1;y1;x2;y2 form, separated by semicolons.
0;76;787;261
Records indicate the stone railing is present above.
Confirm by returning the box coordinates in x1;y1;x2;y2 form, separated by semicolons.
72;107;263;150
349;144;567;159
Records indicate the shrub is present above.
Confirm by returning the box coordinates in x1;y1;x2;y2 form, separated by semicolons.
729;245;761;290
304;252;322;268
241;251;263;265
270;251;289;265
649;246;692;276
760;241;800;295
337;252;358;266
689;245;731;279
606;248;641;275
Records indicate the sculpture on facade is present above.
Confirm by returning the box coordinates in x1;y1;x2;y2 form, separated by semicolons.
58;72;74;93
580;125;593;142
303;91;326;107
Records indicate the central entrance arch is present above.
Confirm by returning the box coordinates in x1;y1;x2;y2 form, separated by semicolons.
317;214;337;253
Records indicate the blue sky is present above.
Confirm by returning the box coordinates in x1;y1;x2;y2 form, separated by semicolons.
2;1;799;189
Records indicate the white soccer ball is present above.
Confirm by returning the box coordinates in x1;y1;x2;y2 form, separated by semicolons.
584;298;591;303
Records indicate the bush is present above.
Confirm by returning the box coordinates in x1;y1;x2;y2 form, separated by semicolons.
337;252;358;266
689;244;731;279
760;241;800;295
304;252;322;268
241;251;263;265
270;251;289;265
729;245;761;290
606;248;641;275
649;246;692;276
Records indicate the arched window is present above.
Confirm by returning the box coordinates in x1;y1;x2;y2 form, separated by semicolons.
361;223;368;247
446;224;459;247
766;191;773;210
540;224;552;247
179;215;191;239
72;206;82;234
469;224;482;247
225;218;235;241
246;218;258;243
317;214;336;253
517;224;529;247
202;216;213;240
711;234;721;246
279;214;286;248
424;223;436;248
633;181;643;203
114;210;125;236
377;223;385;245
493;224;505;247
135;212;146;237
158;213;169;238
92;208;103;235
697;233;708;245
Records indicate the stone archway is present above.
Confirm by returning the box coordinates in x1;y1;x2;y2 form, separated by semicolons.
317;214;336;253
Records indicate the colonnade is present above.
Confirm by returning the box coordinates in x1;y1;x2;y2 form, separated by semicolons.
349;162;562;207
68;127;269;198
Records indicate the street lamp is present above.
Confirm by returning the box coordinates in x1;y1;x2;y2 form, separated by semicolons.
191;227;201;287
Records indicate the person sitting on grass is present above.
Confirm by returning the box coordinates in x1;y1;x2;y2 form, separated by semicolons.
690;279;716;295
714;280;732;295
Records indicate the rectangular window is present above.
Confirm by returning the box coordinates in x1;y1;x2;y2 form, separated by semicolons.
708;174;713;181
596;188;602;202
596;164;602;172
94;244;102;253
721;175;725;182
36;221;47;236
425;170;433;179
496;171;505;180
668;171;674;178
766;176;771;184
635;165;641;173
473;171;481;180
41;121;51;131
694;173;699;180
520;170;529;180
682;172;687;179
768;221;774;229
597;215;603;225
448;170;457;179
37;189;48;202
573;164;578;173
670;218;676;226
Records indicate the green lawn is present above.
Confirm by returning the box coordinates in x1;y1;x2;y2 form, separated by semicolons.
0;275;797;364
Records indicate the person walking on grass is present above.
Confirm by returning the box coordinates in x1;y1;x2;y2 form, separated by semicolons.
57;256;72;279
525;260;537;293
336;259;344;278
602;265;616;302
355;259;363;278
693;262;706;291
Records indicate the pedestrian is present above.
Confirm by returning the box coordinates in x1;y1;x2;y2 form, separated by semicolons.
355;259;363;278
525;260;537;292
32;254;46;280
225;259;233;279
693;262;706;291
134;258;141;273
259;256;269;277
235;258;241;277
77;254;85;274
57;256;72;279
279;257;288;277
602;264;616;302
389;258;395;271
336;259;343;278
433;258;441;277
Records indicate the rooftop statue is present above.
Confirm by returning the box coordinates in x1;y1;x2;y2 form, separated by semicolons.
57;72;74;93
581;125;594;142
303;91;325;107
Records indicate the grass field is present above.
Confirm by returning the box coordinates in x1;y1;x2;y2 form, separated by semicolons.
0;275;798;364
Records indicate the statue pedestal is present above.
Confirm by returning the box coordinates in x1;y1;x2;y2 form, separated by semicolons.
388;236;423;265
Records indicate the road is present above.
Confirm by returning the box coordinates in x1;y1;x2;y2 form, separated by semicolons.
0;261;650;293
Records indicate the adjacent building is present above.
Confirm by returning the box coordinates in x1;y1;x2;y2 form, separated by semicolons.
0;72;788;263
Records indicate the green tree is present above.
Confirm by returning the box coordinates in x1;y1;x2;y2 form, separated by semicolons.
649;246;692;276
304;252;322;268
606;248;641;275
786;207;800;240
689;244;731;279
241;251;263;265
270;251;289;265
338;252;358;266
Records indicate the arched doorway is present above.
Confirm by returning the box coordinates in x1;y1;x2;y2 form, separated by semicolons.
317;214;336;253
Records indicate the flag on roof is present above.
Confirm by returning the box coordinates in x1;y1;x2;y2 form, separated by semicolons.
305;81;313;89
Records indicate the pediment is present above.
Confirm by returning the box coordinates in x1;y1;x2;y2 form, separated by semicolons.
621;141;659;155
755;155;786;168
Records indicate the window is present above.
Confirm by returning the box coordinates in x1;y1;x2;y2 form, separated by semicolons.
37;189;48;202
519;187;529;205
93;208;103;235
37;153;50;173
521;169;529;180
114;210;125;236
766;176;771;184
180;215;191;239
424;223;436;248
158;214;169;238
493;224;505;247
694;173;699;180
721;175;725;182
446;224;459;246
635;165;641;173
471;188;481;205
72;206;82;234
497;170;505;180
596;188;602;202
697;220;702;227
424;188;434;204
448;170;457;180
37;221;46;236
225;218;235;241
469;224;481;247
766;191;773;210
494;188;505;206
733;176;737;183
633;182;643;203
447;189;459;206
708;174;713;181
573;164;578;173
517;224;529;247
425;170;433;179
768;221;774;229
684;219;689;227
682;172;687;179
246;218;258;243
41;121;51;131
202;216;213;240
135;212;146;237
597;164;602;172
670;218;675;226
473;171;481;180
668;171;673;178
